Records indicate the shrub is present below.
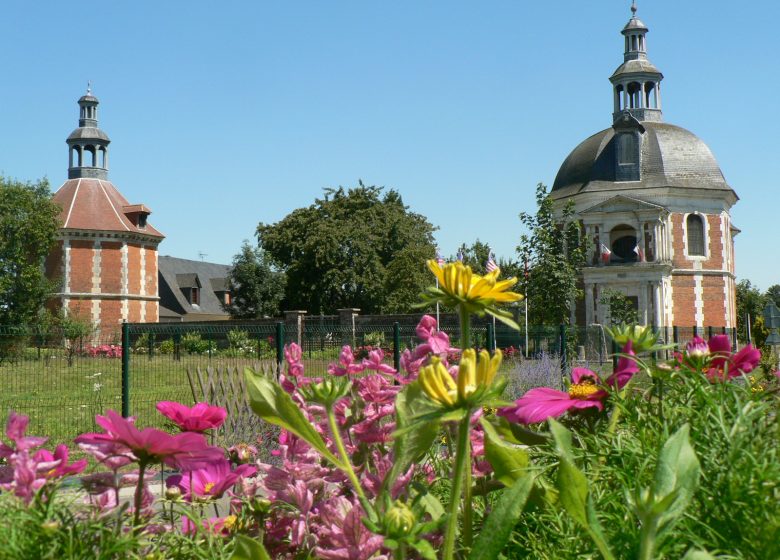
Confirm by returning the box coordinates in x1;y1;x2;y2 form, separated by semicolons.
181;332;210;355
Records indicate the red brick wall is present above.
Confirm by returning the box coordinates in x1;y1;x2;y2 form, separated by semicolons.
69;241;94;293
672;275;696;327
670;213;687;268
127;244;142;294
100;242;123;294
144;246;158;298
128;299;142;323
704;215;724;270
101;300;123;329
702;276;727;327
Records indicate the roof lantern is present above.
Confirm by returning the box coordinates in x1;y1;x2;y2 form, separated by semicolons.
66;83;111;180
610;1;664;123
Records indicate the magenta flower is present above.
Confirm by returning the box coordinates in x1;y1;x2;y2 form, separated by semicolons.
314;497;385;560
415;314;452;355
78;439;136;471
679;334;761;382
156;401;227;433
167;458;256;501
285;343;305;377
328;346;366;376
707;343;761;381
0;412;47;457
499;368;608;425
33;444;87;479
605;340;639;389
75;410;224;469
361;348;397;375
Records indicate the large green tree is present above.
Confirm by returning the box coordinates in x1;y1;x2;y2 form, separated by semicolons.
517;183;587;325
224;241;286;319
0;177;61;326
257;182;437;314
735;279;767;343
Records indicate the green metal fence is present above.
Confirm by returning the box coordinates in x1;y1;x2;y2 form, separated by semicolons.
0;321;738;448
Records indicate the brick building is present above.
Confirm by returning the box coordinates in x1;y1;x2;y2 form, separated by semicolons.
550;5;738;330
46;89;164;332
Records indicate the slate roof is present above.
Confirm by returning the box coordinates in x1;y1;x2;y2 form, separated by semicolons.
53;178;164;237
158;256;232;318
550;122;736;199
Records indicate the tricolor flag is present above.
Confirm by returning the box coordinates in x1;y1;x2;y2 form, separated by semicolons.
600;243;612;264
456;247;465;262
633;244;644;262
486;251;499;273
435;248;445;266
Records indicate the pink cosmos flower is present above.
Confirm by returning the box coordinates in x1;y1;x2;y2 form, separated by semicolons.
78;439;136;471
33;444;87;479
499;368;608;425
285;343;305;377
679;335;761;381
605;340;639;389
167;458;256;501
75;410;224;469
156;401;227;433
415;314;452;356
328;346;366;376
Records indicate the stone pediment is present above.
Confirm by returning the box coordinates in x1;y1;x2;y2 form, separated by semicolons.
580;195;668;215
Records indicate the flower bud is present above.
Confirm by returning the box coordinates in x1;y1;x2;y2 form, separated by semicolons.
41;520;61;534
385;501;416;538
164;485;182;501
229;443;257;465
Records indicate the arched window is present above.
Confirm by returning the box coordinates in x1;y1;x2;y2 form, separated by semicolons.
687;214;706;256
610;224;638;262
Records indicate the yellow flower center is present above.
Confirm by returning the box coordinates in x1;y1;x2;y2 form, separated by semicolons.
568;380;600;399
203;482;216;495
222;514;237;531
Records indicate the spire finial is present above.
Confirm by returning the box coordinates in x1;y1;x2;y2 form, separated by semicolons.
86;81;92;95
631;1;637;16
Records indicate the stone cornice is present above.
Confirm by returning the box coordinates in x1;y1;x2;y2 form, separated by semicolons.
58;228;162;245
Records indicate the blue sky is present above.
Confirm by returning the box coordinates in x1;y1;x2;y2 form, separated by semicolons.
2;1;777;290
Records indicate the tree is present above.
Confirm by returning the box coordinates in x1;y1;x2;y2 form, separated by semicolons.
517;183;587;325
224;241;286;319
0;177;61;326
257;182;437;314
735;279;767;343
453;239;524;279
765;284;780;308
599;288;638;326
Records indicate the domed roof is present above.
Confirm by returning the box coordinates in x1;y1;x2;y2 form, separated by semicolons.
623;16;648;32
67;127;111;142
611;58;662;79
551;122;733;197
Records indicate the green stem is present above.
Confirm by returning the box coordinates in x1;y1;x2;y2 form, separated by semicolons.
463;439;473;549
637;516;658;560
326;405;371;512
394;542;408;560
443;413;473;560
133;460;148;531
459;305;471;350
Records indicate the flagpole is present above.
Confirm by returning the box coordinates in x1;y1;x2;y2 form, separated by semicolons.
436;279;440;326
525;297;529;359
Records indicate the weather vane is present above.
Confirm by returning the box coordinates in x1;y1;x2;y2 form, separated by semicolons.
631;0;637;15
87;81;92;95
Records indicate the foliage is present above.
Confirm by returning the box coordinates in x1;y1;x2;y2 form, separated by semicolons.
257;182;437;314
517;183;587;325
766;283;780;308
735;279;767;343
224;241;286;319
59;314;94;367
181;332;210;355
455;239;523;279
0;176;61;327
599;288;639;326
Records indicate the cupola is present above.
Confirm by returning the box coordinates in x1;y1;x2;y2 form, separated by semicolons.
66;84;111;180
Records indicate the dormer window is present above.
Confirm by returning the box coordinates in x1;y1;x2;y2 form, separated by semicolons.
138;214;147;228
191;287;200;305
123;204;152;230
176;273;202;306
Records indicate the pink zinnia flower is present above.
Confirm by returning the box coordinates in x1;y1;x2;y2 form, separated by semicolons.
499;368;608;425
75;410;224;469
167;458;256;501
156;401;227;433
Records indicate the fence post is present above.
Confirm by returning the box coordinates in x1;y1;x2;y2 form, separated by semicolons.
707;326;713;340
673;326;679;347
612;339;619;373
559;324;568;380
731;326;737;351
486;321;495;352
121;321;130;418
275;322;285;372
393;322;401;372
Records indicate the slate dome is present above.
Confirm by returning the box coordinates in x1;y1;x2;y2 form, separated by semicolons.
551;121;732;196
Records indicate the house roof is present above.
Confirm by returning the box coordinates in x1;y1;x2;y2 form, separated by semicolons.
158;256;231;317
52;178;164;238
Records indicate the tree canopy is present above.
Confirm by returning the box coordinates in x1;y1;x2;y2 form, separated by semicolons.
257;182;437;314
224;241;286;319
0;177;61;326
517;183;587;325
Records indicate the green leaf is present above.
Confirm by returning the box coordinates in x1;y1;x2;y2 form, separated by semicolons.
230;535;271;560
468;473;534;560
681;550;717;560
652;424;701;530
409;538;438;560
384;381;441;493
480;418;529;487
244;368;342;467
496;416;549;446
